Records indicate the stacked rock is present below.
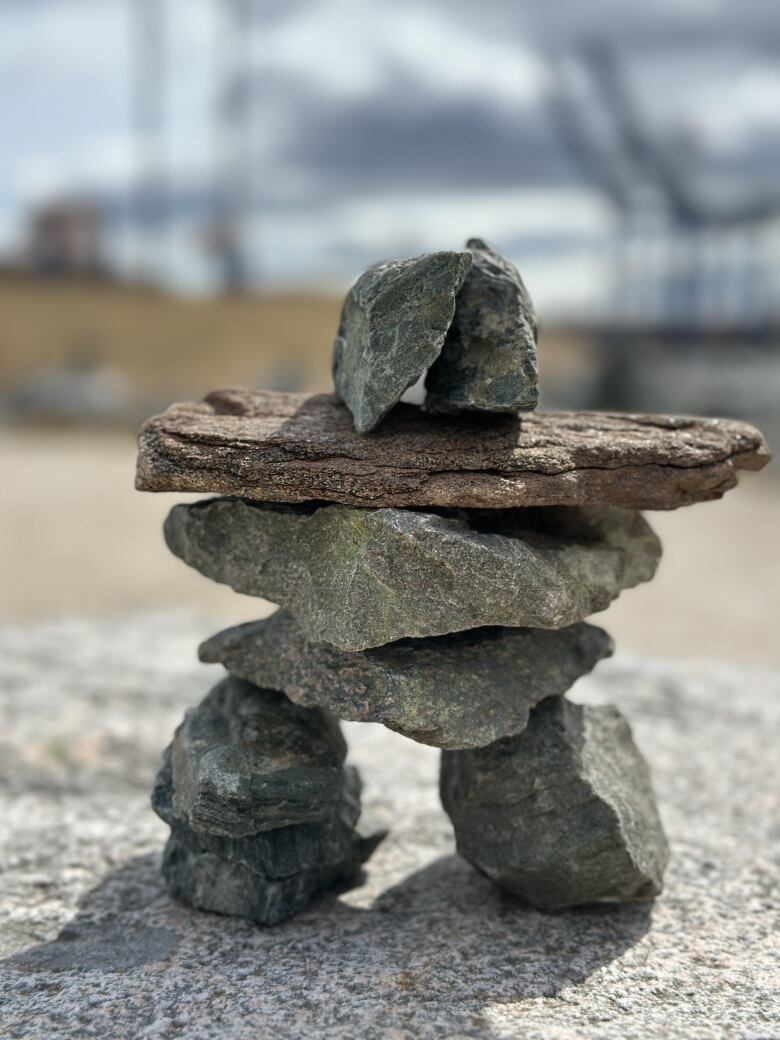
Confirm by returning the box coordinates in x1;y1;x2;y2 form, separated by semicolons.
137;238;770;921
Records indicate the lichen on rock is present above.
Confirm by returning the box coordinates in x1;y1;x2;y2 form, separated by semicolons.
165;498;661;650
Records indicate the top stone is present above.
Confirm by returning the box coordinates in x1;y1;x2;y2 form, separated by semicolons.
425;238;538;414
332;250;472;433
136;389;770;510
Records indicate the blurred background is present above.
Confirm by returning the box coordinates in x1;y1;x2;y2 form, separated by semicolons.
1;0;778;662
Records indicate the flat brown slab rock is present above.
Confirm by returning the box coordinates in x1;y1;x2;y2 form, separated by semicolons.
136;388;770;510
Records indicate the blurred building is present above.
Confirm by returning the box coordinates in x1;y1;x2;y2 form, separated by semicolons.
26;200;107;279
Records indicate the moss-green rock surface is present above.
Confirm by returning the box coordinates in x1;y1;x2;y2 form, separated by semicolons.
426;237;538;413
332;250;471;433
153;678;383;926
165;499;661;650
440;696;669;910
169;677;347;837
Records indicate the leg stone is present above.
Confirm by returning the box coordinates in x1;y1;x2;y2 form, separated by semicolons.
440;696;669;910
152;677;383;925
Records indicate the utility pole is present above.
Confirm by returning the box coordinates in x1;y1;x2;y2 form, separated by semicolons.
210;0;253;292
131;0;166;282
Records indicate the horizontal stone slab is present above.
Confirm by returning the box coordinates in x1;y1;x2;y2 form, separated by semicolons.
200;611;614;749
165;499;660;650
136;389;770;510
440;696;670;910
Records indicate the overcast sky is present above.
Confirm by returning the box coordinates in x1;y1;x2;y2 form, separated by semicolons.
2;0;779;307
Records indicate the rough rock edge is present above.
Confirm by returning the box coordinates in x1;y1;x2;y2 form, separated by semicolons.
440;698;670;910
198;612;615;749
136;390;770;510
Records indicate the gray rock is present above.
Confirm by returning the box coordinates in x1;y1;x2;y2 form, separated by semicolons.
169;677;348;837
332;251;471;433
165;499;661;650
200;611;614;749
153;748;383;927
441;696;669;910
425;238;538;413
3;615;780;1039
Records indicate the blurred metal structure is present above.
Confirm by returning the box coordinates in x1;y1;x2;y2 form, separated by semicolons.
131;0;167;278
548;38;780;429
206;0;254;292
550;40;780;336
129;0;255;291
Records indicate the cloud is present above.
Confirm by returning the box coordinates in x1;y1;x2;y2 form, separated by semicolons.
1;0;779;295
246;1;549;107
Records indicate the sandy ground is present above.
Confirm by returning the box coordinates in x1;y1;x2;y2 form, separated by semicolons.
2;428;779;666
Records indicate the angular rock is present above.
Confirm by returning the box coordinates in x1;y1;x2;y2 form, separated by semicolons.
425;238;538;414
169;677;348;837
332;251;472;433
440;696;669;910
153;747;383;927
136;389;771;510
200;611;614;749
165;499;660;650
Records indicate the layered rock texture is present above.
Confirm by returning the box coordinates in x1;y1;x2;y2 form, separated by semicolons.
200;612;614;749
440;697;669;909
135;239;769;924
136;389;769;510
165;499;661;650
153;678;383;925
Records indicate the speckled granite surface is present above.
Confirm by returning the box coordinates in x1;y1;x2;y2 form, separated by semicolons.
1;615;778;1040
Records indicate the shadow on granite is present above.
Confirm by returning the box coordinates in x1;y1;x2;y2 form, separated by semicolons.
5;847;652;1035
2;616;778;1039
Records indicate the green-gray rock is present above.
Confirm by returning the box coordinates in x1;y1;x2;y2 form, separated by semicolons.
200;611;614;749
153;747;383;926
170;677;348;838
425;238;538;414
165;499;660;650
440;697;669;910
332;250;471;433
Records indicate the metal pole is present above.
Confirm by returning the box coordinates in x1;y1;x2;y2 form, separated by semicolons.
131;0;166;281
212;0;252;292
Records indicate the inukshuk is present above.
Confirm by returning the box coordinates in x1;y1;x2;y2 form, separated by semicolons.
137;237;770;921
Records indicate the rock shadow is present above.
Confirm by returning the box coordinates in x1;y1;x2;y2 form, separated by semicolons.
3;853;177;974
3;847;653;1037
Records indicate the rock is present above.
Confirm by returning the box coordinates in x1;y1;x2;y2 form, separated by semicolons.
168;677;348;837
154;747;383;927
165;500;660;650
332;251;472;433
200;611;614;749
425;238;538;414
3;615;780;1038
136;388;771;510
440;696;669;910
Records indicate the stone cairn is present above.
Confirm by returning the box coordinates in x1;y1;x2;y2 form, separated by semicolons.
136;238;769;923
